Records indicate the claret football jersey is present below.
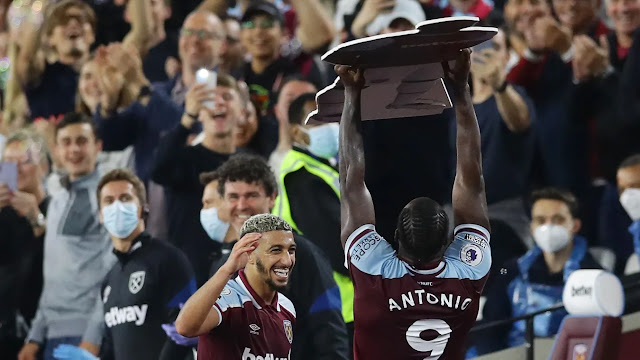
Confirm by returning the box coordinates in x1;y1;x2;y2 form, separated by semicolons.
197;270;296;360
345;224;491;359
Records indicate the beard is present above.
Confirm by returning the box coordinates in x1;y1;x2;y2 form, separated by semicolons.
256;258;288;292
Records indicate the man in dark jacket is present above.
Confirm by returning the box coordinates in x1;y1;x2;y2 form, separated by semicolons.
150;74;242;285
51;169;196;360
0;130;50;359
199;154;350;360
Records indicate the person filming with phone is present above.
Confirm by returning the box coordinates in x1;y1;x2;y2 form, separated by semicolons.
150;73;243;286
0;130;50;359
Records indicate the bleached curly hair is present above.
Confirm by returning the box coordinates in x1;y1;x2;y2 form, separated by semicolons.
239;214;293;238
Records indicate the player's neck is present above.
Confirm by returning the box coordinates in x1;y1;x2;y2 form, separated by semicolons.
542;241;574;274
245;268;277;304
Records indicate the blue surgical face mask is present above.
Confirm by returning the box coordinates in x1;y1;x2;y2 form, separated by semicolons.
200;207;230;243
102;201;140;239
306;123;339;160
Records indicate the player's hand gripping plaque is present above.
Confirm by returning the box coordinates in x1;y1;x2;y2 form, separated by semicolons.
306;16;497;124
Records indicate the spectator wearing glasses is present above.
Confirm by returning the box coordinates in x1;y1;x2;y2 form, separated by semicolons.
240;1;328;116
15;0;153;122
153;10;226;109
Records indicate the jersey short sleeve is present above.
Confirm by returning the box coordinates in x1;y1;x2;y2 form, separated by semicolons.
439;224;491;281
213;283;245;327
344;224;408;279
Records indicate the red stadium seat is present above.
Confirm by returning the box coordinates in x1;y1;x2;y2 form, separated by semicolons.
548;316;621;360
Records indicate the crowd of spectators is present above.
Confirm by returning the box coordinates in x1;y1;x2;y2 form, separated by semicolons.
1;0;640;358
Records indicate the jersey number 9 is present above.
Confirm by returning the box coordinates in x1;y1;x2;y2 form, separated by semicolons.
406;319;452;360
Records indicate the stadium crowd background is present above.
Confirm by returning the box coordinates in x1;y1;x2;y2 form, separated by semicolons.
1;0;640;358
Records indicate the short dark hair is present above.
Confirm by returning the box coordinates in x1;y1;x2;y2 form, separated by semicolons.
55;112;99;141
277;74;310;94
199;170;219;186
619;154;640;170
241;0;284;26
531;187;579;218
394;197;450;264
288;93;316;125
97;168;147;207
213;154;277;197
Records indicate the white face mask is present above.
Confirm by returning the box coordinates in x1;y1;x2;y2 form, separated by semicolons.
304;123;339;160
102;201;140;239
200;207;230;242
533;224;571;253
620;188;640;221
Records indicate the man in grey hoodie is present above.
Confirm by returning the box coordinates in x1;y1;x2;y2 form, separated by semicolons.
18;113;115;360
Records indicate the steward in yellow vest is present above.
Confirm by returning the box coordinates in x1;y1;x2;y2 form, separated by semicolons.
273;147;355;325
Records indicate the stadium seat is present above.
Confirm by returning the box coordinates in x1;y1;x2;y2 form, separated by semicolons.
548;270;624;360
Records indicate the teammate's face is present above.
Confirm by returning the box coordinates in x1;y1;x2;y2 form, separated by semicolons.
250;230;296;291
223;181;276;233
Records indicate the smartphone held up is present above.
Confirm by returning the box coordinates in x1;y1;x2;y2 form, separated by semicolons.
0;161;18;191
196;68;218;111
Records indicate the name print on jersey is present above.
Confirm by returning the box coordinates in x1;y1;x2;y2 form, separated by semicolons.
105;304;148;327
241;348;290;360
388;290;472;312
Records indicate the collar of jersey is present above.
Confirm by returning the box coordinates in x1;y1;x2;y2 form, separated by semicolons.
237;269;281;311
403;261;445;275
113;233;147;262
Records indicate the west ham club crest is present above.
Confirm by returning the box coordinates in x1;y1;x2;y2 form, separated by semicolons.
283;320;293;344
129;271;146;294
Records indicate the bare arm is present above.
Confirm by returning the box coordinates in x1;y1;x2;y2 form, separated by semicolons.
290;0;335;52
444;50;490;229
335;66;375;248
122;0;154;58
494;85;530;133
175;233;261;337
15;0;48;87
1;41;25;133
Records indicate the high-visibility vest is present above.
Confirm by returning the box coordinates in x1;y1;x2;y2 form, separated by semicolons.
273;149;354;323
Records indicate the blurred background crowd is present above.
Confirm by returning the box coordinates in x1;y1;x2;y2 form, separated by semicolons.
1;0;640;358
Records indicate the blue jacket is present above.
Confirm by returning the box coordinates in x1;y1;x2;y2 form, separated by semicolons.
476;235;602;355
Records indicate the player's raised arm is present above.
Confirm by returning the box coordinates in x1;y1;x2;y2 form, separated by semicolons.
175;233;261;337
444;49;490;230
335;65;376;249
